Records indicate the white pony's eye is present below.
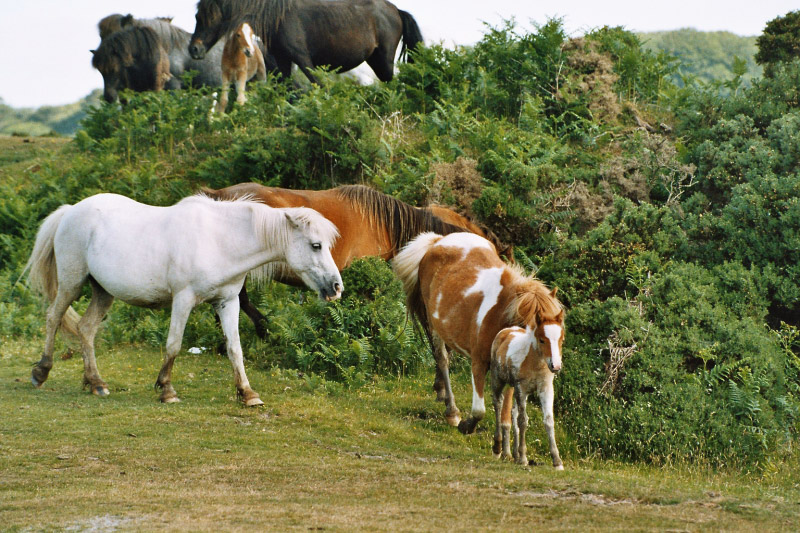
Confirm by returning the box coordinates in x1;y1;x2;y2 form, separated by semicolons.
311;242;322;251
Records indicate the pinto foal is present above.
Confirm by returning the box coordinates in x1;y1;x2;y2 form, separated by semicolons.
217;22;266;113
491;326;564;469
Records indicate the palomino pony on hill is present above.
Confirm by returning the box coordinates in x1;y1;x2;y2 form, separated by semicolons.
189;0;423;84
217;22;267;113
393;232;565;449
24;193;341;406
202;182;510;340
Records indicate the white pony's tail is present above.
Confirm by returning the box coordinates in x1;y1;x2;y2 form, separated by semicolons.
392;232;442;304
24;205;80;337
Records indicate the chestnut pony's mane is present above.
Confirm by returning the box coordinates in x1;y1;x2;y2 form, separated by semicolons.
334;185;471;254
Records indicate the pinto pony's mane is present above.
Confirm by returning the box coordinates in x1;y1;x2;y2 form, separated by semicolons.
503;264;563;328
183;194;338;258
335;185;471;255
196;0;294;46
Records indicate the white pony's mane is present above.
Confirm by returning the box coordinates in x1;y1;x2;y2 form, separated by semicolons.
184;193;339;286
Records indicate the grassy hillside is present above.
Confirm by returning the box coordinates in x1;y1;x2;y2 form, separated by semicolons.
639;28;761;84
0;90;102;137
1;20;799;475
2;339;798;530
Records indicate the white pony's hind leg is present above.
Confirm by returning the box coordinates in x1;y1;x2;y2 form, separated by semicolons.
32;280;84;388
155;290;194;403
78;279;115;397
215;296;263;406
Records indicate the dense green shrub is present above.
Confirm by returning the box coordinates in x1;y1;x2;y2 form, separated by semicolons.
2;18;798;468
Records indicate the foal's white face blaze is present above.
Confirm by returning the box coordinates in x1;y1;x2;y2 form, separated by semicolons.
240;23;256;56
543;324;563;372
463;267;504;328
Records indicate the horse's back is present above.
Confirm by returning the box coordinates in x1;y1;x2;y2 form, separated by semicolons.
419;233;508;354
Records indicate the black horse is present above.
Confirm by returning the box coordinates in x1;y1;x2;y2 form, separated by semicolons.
189;0;423;84
92;26;172;103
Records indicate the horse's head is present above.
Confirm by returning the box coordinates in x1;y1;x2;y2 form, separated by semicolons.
91;47;124;103
511;281;565;374
234;23;257;58
190;0;225;59
282;208;343;302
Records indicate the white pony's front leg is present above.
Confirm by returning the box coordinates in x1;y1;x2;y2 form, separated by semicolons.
539;379;564;470
215;296;263;407
155;290;194;403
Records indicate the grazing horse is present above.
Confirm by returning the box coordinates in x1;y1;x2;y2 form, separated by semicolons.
202;182;510;341
96;14;226;91
189;0;424;84
218;23;267;113
393;232;565;441
491;326;564;469
92;26;172;103
24;193;342;406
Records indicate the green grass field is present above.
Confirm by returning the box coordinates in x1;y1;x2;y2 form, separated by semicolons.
2;337;798;532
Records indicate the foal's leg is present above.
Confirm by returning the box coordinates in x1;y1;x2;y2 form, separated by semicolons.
235;70;248;105
215;296;263;407
490;375;507;458
500;387;514;459
432;334;460;426
78;279;115;397
458;359;489;435
216;72;230;114
539;380;564;470
155;291;194;403
513;385;530;466
32;280;84;388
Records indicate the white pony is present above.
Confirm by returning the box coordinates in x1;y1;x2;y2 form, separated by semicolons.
25;193;342;406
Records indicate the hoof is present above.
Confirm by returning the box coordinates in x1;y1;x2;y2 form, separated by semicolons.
457;419;477;435
161;396;181;404
445;414;461;427
92;386;110;397
492;452;501;459
245;397;264;407
554;464;564;471
31;376;43;388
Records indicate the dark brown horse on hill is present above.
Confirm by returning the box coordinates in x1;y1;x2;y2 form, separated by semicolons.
92;26;171;103
189;0;423;84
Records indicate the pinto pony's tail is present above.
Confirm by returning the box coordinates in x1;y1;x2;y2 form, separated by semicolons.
24;205;80;337
392;232;442;351
398;10;423;63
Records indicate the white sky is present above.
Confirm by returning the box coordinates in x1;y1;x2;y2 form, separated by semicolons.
0;1;796;108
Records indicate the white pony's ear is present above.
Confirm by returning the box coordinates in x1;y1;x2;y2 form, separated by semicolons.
284;211;300;229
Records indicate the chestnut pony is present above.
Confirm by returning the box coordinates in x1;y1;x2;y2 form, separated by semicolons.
217;22;267;113
393;232;564;442
202;183;510;340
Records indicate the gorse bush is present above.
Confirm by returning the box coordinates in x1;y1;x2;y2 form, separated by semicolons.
2;19;798;468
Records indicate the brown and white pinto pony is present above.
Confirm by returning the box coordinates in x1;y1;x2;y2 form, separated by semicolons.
393;232;565;447
217;22;267;113
202;183;511;341
491;326;564;469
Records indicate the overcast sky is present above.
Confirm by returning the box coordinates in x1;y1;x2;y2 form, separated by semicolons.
1;1;796;108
